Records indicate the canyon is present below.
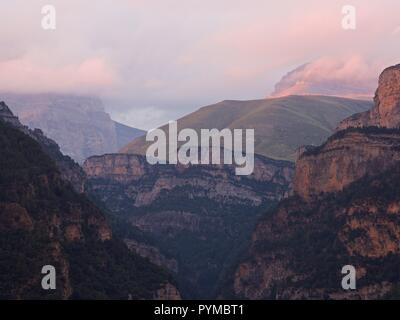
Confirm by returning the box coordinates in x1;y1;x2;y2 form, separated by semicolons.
2;64;397;300
84;153;293;298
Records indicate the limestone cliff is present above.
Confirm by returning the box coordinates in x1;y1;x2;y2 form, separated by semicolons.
338;64;400;130
230;63;400;300
232;168;400;299
294;128;400;199
295;64;400;200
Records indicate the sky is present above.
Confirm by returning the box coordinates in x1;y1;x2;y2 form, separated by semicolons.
1;0;400;129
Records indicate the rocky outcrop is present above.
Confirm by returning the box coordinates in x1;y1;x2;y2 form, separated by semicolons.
84;153;293;299
232;167;400;299
295;64;400;200
230;63;400;300
338;64;400;130
294;128;400;199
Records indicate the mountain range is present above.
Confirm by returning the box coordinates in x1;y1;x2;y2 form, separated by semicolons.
122;95;372;161
2;62;400;300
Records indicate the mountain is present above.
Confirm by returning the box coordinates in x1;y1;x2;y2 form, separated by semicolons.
296;65;400;199
0;105;177;299
338;64;400;130
2;93;144;163
270;59;378;99
121;96;372;161
115;121;144;150
229;64;400;300
0;101;85;193
83;153;293;298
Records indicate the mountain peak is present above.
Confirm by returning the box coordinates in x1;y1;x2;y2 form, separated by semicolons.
338;63;400;130
0;101;21;127
0;100;13;115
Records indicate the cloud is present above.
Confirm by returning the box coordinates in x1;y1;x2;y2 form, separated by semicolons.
1;0;400;128
0;57;118;94
271;55;383;98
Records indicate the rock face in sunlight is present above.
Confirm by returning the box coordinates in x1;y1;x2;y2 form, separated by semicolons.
2;93;144;163
338;64;400;130
296;65;400;200
294;128;400;200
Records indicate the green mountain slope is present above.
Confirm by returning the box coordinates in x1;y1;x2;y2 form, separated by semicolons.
121;95;372;161
0;118;173;299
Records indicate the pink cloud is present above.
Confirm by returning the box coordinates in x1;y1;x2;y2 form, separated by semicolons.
270;55;384;98
0;57;118;94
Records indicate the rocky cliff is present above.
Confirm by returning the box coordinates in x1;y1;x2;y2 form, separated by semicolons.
294;127;400;199
230;63;400;300
0;113;176;299
84;153;293;298
232;170;400;299
295;64;400;199
338;64;400;130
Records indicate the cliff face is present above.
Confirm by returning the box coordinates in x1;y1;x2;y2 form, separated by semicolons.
2;93;144;163
84;153;293;298
294;64;400;199
338;64;400;130
294;128;400;199
232;168;400;300
230;63;400;300
0;114;175;300
84;153;293;206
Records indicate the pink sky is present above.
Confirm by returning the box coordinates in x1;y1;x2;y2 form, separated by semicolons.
1;0;400;128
